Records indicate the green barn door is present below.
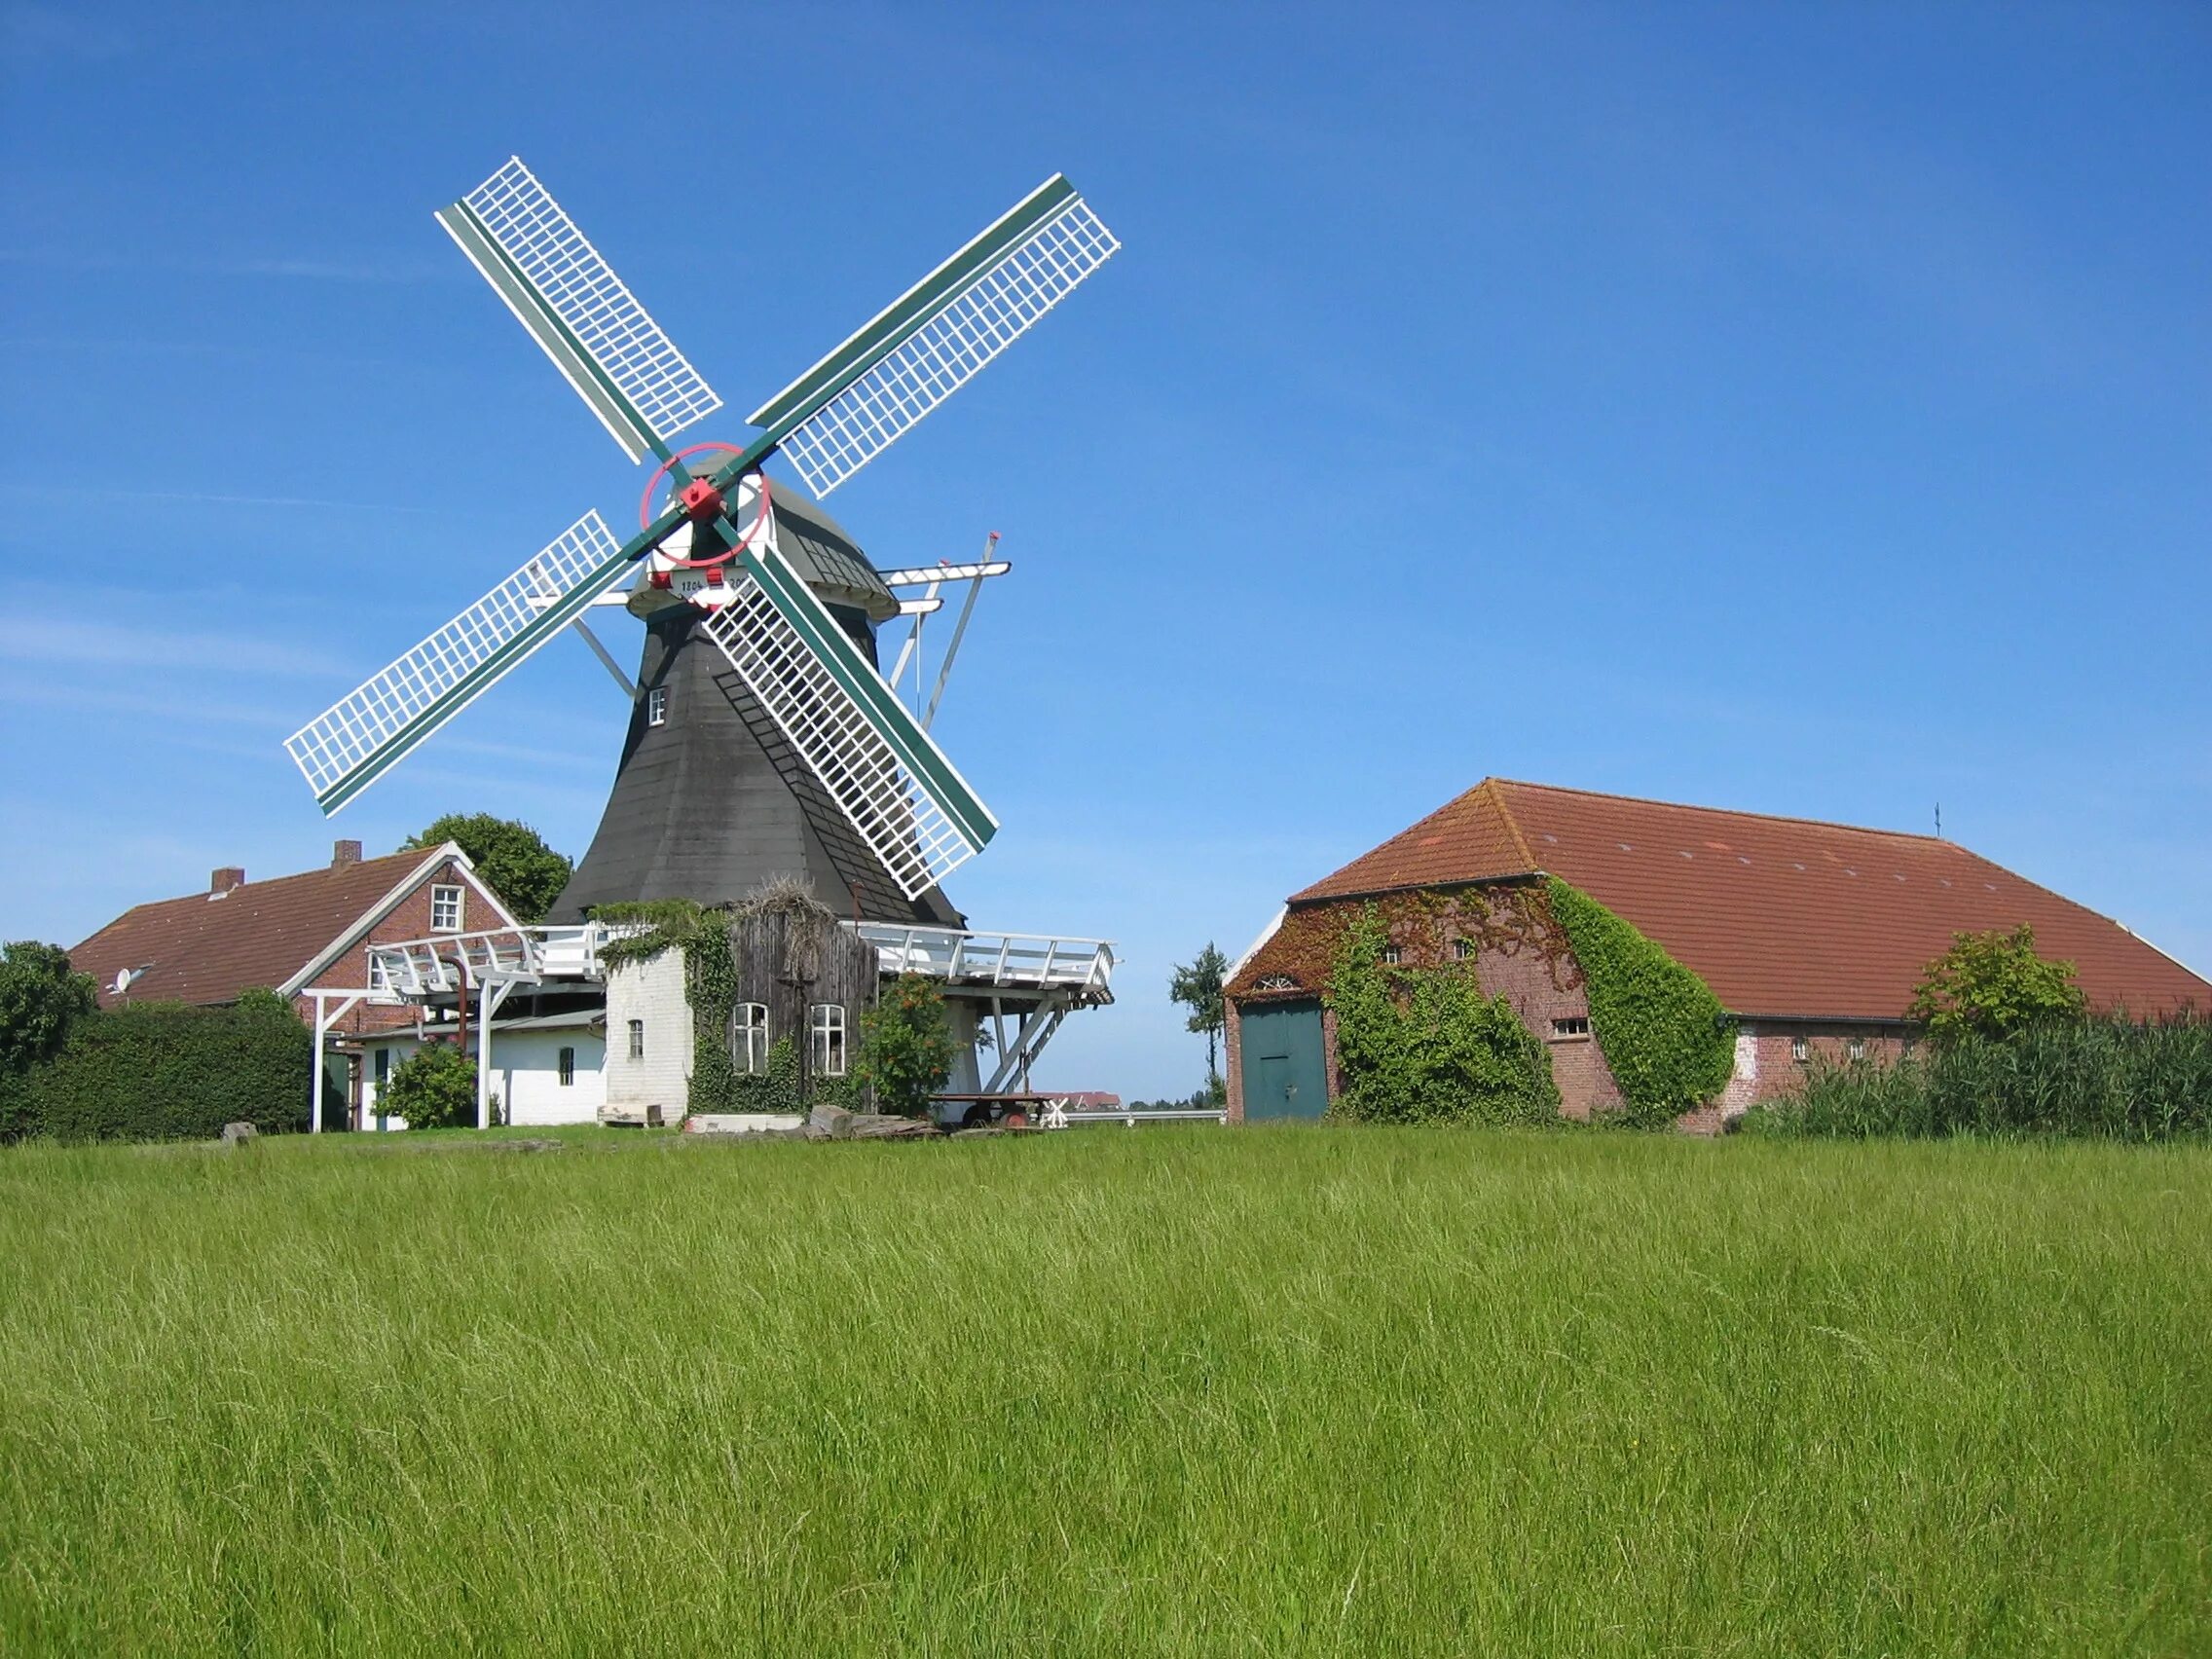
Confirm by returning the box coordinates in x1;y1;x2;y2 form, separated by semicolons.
1240;1000;1327;1120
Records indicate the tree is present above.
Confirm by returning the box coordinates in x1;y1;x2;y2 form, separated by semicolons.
1907;925;2085;1045
404;814;573;924
1168;943;1228;1090
381;1041;480;1129
0;941;97;1074
855;973;954;1118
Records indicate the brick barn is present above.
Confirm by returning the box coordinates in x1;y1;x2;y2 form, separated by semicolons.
1224;780;2210;1131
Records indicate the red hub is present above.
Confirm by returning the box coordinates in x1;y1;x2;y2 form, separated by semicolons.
679;479;724;522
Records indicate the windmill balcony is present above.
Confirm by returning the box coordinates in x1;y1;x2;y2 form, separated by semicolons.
368;921;1114;999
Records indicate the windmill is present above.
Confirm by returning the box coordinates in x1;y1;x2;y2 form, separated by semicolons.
284;158;1118;923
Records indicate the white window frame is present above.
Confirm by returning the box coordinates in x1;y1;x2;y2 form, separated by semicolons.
1452;938;1475;962
627;1019;645;1061
1550;1015;1591;1039
1848;1037;1867;1062
1380;943;1402;966
430;884;464;933
1791;1035;1810;1063
733;1003;769;1075
646;685;669;727
367;947;389;992
810;1003;847;1078
558;1046;575;1087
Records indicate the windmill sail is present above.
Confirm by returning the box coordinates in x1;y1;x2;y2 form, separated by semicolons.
437;158;722;462
285;512;630;814
698;545;997;898
746;174;1119;496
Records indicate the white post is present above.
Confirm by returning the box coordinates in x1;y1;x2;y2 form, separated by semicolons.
311;997;326;1134
476;985;494;1129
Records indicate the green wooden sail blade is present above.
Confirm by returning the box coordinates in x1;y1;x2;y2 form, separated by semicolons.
286;506;680;815
438;157;720;463
744;175;1119;496
697;538;997;899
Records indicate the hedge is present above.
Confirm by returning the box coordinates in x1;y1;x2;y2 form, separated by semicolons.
0;990;328;1144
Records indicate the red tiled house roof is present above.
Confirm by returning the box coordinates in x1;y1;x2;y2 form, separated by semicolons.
69;845;504;1008
1249;779;2208;1021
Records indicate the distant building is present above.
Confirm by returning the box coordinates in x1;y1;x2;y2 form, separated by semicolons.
1225;780;2210;1130
65;841;602;1127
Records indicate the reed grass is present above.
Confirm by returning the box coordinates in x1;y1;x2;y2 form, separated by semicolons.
3;1127;2207;1653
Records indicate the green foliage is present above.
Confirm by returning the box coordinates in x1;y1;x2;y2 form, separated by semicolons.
855;973;953;1119
1326;905;1560;1125
1742;1015;2212;1141
1547;879;1735;1126
0;993;315;1143
1167;942;1229;1086
0;940;97;1074
1906;924;2086;1045
405;813;573;924
382;1042;479;1130
592;899;717;970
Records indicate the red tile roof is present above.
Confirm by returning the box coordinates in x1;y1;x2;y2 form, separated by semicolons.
1282;779;2209;1021
69;848;456;1008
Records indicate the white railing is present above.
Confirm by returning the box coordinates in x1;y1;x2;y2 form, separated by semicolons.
848;923;1115;991
369;928;542;996
367;920;1114;999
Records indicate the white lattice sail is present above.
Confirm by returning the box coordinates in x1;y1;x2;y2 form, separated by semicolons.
438;157;721;461
699;546;996;898
750;176;1120;497
286;512;624;812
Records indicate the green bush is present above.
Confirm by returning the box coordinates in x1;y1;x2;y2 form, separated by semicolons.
1906;924;2085;1044
0;989;319;1143
382;1042;479;1130
1741;1016;2212;1141
856;974;954;1118
1328;906;1560;1126
1547;879;1735;1126
0;940;97;1075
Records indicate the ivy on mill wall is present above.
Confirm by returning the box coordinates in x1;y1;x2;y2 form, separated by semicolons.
1326;904;1561;1126
593;896;860;1118
1545;878;1735;1126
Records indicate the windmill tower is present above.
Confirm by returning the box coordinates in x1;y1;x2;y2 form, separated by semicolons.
284;159;1119;935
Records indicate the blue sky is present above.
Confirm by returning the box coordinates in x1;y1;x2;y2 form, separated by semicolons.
3;2;2206;1100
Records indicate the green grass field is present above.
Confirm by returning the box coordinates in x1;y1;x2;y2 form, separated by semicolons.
3;1127;2207;1654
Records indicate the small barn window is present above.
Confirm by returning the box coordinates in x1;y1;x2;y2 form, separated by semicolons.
1254;974;1298;991
627;1019;645;1061
1551;1016;1591;1038
1848;1037;1867;1062
733;1003;768;1074
430;884;463;932
558;1046;575;1087
1791;1036;1810;1063
811;1004;847;1077
646;685;669;727
1452;939;1475;962
1380;944;1402;965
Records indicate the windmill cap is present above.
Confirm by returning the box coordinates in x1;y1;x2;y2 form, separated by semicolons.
669;449;897;623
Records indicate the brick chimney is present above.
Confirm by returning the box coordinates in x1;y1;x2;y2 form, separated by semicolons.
210;866;245;894
331;839;362;867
